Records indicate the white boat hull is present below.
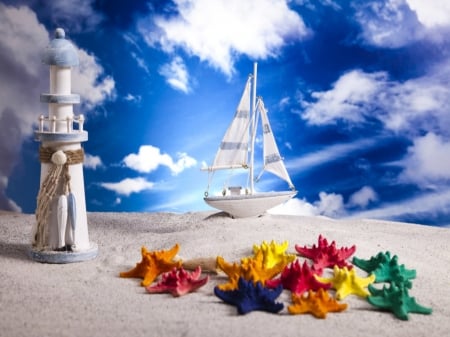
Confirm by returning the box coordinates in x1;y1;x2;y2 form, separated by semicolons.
204;191;297;218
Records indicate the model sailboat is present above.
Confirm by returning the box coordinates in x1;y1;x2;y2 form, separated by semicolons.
203;63;296;217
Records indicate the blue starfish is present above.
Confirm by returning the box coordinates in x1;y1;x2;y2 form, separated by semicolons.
214;277;284;315
368;282;432;320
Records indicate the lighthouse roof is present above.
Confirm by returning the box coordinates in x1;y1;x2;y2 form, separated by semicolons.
42;28;79;67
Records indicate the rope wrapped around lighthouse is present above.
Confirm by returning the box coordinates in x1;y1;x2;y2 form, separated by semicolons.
34;147;84;250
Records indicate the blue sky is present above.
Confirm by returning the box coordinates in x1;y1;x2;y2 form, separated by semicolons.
1;0;450;226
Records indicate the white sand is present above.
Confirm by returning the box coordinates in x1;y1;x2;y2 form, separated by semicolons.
1;211;449;337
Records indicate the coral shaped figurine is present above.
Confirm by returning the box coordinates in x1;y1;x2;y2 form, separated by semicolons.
252;240;296;269
120;244;182;286
266;260;331;295
146;266;209;297
216;250;287;291
367;282;432;320
214;277;284;315
288;288;348;318
353;252;416;284
295;235;356;274
316;266;375;300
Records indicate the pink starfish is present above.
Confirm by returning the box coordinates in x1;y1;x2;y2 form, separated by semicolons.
146;266;209;297
266;260;331;295
295;235;356;274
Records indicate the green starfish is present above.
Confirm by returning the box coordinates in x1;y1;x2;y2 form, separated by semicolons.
368;282;432;320
353;251;416;284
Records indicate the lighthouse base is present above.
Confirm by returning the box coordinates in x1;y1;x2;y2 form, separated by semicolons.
28;242;98;264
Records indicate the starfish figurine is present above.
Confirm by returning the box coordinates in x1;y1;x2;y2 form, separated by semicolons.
214;277;284;315
295;235;356;274
266;260;331;295
216;250;286;291
288;288;348;318
367;282;432;320
316;266;375;300
146;266;209;297
252;240;296;269
353;252;416;284
120;244;182;287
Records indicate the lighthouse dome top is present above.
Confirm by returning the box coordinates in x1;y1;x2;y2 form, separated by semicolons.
42;28;79;67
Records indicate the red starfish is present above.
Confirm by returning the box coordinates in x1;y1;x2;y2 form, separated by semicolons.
266;260;331;295
146;266;209;297
295;235;356;274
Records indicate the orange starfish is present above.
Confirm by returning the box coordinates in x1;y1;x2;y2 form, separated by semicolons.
216;250;286;290
288;288;348;318
120;244;182;286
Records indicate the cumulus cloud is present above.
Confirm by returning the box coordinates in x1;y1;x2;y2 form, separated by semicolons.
84;153;103;170
406;0;450;28
353;0;424;48
38;0;104;33
100;177;155;196
353;0;450;48
348;186;378;208
399;132;450;187
138;0;309;77
0;4;115;211
159;56;191;93
269;191;345;217
300;65;450;137
72;49;116;111
123;145;197;175
301;70;387;125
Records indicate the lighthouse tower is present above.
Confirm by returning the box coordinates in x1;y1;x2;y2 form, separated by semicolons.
29;28;97;263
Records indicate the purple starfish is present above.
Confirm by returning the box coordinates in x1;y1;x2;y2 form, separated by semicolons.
214;277;284;315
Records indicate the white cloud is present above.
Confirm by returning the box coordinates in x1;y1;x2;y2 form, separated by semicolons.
287;137;379;173
301;70;387;125
348;188;450;225
406;0;450;28
72;48;116;111
269;191;345;217
100;177;155;196
84;153;103;170
300;65;450;137
159;56;191;93
41;0;103;32
123;145;197;175
399;132;450;187
348;186;378;208
139;0;309;76
124;93;142;103
353;0;424;48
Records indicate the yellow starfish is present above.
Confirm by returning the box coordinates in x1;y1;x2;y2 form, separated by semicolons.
316;266;375;300
120;244;182;287
252;240;296;269
216;250;286;290
288;288;348;318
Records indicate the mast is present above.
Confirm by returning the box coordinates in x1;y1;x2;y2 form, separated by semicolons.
249;62;257;194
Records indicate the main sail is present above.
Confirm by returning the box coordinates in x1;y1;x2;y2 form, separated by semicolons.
257;98;295;189
208;77;252;170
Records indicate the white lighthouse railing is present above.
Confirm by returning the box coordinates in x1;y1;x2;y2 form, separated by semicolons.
38;114;85;133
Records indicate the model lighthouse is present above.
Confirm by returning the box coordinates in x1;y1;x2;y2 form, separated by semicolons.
30;28;97;263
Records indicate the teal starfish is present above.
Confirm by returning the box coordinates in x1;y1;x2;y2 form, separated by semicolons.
367;282;432;320
353;252;416;284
